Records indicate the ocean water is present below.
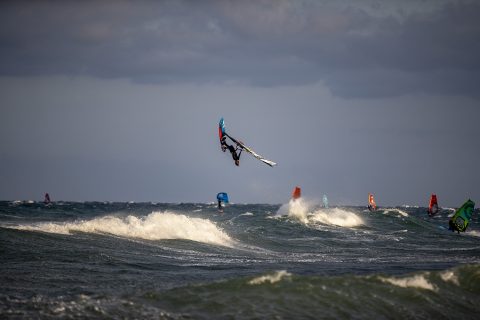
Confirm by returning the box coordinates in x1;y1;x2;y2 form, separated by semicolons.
1;200;479;319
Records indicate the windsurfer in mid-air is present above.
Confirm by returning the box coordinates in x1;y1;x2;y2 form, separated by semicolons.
218;117;276;167
221;136;243;166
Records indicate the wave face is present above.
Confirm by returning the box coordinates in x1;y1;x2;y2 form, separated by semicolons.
1;201;479;319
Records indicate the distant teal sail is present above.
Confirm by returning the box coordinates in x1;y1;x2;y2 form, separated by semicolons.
449;199;475;232
323;194;329;208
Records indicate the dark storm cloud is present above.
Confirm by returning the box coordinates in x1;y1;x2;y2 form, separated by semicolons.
1;0;479;98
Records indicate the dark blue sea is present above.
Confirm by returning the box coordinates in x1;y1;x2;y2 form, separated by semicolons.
1;200;479;319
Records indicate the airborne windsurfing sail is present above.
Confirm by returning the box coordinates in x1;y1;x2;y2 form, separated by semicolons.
368;193;377;211
218;118;277;167
428;194;439;216
449;199;475;233
218;118;226;150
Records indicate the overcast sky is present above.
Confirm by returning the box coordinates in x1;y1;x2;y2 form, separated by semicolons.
1;0;479;206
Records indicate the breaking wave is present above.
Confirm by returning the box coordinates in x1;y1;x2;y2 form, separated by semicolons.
310;208;364;227
11;211;235;247
378;273;436;291
384;208;409;217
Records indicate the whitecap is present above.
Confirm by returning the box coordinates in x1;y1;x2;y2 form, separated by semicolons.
310;208;364;228
440;270;459;285
384;208;409;217
379;273;436;291
240;212;254;216
248;270;292;285
466;230;480;237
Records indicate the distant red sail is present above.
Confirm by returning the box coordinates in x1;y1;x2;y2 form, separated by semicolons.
428;194;439;216
292;186;301;200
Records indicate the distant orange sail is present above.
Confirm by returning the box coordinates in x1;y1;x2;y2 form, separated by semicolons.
292;186;301;200
368;193;377;211
428;194;439;216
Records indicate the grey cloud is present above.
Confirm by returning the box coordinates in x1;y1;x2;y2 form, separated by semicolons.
0;0;479;98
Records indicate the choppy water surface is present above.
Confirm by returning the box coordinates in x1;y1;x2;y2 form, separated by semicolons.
1;200;479;319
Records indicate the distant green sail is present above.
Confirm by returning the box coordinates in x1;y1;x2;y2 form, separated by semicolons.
449;199;475;232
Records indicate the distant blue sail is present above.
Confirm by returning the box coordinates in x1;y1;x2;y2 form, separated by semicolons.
217;192;229;203
323;194;329;208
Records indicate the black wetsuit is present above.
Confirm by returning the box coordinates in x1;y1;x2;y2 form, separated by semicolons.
221;137;242;165
227;144;240;161
448;219;460;234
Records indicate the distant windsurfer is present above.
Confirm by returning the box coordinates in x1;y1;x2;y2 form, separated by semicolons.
216;192;228;213
44;193;51;204
368;193;377;211
448;199;475;234
221;136;242;166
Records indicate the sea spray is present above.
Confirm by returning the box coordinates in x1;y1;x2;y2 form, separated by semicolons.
276;199;310;224
277;200;363;228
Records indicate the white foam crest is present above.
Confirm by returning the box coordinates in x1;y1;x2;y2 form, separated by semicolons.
248;270;292;285
240;212;254;216
276;199;310;224
310;208;364;228
384;208;409;217
466;230;480;237
440;270;459;285
13;211;235;247
379;274;437;291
